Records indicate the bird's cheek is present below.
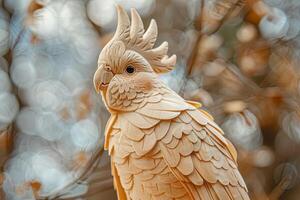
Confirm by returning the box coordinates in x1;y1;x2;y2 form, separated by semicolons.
134;75;154;92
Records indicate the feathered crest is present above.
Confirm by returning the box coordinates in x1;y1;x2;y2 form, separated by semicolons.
110;5;177;73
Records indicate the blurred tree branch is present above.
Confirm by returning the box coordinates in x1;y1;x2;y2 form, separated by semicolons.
181;0;247;95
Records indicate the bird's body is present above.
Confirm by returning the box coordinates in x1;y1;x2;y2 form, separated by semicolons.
93;5;250;200
104;83;248;200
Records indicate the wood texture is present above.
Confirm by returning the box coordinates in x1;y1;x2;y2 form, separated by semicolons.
94;5;250;200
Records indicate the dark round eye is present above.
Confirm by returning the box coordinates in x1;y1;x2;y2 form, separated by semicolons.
126;65;135;74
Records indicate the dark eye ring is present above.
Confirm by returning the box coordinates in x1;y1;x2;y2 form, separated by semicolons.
126;65;135;74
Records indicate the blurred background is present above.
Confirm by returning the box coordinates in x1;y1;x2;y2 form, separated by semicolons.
0;0;300;199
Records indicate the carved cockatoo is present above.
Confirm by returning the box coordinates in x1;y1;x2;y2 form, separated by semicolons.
93;5;250;200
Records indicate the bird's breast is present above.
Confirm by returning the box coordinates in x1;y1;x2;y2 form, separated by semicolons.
108;120;190;199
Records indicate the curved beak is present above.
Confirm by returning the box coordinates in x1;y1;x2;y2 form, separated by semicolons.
93;65;114;93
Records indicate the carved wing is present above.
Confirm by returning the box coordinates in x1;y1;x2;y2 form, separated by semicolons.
160;110;249;199
128;90;250;200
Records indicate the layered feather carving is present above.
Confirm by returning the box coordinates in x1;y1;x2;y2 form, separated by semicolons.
106;74;167;112
104;85;249;200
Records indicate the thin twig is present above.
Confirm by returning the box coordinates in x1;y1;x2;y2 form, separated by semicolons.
179;0;205;95
225;63;262;92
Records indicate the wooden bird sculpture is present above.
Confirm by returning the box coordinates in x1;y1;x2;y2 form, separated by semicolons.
93;5;250;200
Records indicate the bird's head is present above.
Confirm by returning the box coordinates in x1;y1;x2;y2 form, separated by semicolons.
93;5;176;112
